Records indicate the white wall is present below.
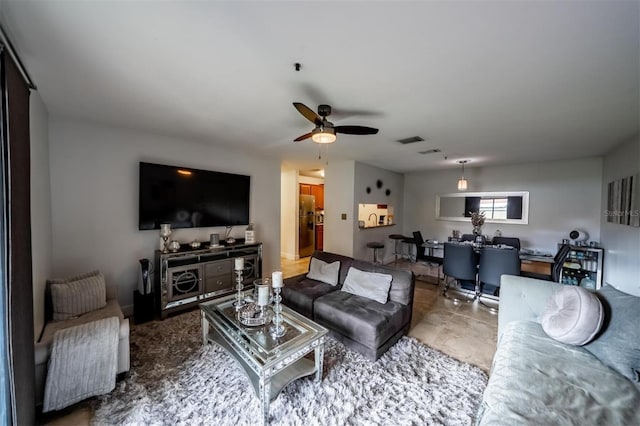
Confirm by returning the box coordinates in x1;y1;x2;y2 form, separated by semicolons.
353;162;404;263
48;117;281;310
403;157;603;254
600;137;640;296
280;165;297;260
324;160;355;257
30;91;52;338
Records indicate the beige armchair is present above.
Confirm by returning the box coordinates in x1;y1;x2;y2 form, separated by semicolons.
34;277;130;406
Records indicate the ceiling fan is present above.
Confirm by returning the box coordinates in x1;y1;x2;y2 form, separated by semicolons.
292;102;379;144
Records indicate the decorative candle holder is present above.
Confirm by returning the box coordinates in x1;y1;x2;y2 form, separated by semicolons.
160;223;172;254
269;271;286;338
254;278;271;325
233;258;246;311
269;287;286;338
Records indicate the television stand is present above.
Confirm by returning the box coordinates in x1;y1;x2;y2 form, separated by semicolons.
154;241;262;319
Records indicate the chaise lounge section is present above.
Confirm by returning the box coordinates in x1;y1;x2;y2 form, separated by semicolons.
477;275;640;424
282;251;415;361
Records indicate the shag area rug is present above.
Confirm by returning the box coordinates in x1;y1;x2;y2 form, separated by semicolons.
92;310;487;425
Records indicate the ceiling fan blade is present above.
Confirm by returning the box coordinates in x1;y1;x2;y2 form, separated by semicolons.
293;102;322;125
293;132;314;142
331;108;383;120
297;83;381;119
334;125;379;135
298;82;331;106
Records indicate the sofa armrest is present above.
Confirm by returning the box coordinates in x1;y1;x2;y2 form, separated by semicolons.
498;275;563;342
34;341;50;366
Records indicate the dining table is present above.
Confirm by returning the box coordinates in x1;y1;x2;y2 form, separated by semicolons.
421;241;555;264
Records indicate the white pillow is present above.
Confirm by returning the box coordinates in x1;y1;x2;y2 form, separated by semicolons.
540;286;604;346
49;270;107;321
307;257;340;286
341;267;393;305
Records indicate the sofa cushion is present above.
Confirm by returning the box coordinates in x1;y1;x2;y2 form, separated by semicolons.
341;267;392;304
584;285;640;385
350;259;414;305
311;251;354;286
540;286;604;345
49;271;107;321
307;257;340;286
478;320;640;425
313;290;409;349
281;275;338;318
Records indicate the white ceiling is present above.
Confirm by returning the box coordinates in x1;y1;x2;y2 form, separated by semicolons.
1;1;638;173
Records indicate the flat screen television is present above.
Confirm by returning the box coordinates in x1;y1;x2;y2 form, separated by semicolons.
139;162;251;230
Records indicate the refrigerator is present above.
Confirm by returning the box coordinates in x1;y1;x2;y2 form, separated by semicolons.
299;195;316;257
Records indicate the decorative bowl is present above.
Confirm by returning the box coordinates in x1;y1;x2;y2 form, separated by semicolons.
238;303;272;326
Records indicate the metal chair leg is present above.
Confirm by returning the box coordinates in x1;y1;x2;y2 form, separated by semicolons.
442;275;477;304
477;290;499;314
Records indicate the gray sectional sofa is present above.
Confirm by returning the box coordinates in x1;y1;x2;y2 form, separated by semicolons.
282;251;415;361
477;275;640;425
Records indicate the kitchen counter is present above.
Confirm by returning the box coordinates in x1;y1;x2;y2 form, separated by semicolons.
358;224;396;229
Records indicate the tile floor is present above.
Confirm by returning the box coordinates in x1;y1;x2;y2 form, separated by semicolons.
41;255;497;425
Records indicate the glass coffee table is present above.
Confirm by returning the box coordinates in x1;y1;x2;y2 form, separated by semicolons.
200;292;328;424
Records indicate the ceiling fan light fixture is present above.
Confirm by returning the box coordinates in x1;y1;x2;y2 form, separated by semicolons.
311;127;336;144
457;160;469;191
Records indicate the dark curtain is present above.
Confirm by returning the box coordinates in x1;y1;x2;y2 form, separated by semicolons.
1;48;35;425
507;196;523;219
464;197;480;217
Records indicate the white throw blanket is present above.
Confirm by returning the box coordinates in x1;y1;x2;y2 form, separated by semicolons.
43;316;120;412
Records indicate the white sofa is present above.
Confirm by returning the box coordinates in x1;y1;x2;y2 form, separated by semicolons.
477;275;640;425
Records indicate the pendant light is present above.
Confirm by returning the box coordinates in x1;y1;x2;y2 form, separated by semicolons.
457;160;468;191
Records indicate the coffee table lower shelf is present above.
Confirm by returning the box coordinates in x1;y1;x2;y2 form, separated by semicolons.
206;329;318;402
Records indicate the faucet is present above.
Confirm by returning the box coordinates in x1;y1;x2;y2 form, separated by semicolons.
368;213;378;226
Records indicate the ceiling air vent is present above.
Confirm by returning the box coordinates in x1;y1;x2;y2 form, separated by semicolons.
419;149;441;155
396;136;425;145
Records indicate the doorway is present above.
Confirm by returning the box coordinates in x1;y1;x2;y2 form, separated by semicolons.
298;171;324;257
279;167;324;261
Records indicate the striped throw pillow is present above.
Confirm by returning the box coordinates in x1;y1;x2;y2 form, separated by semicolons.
49;270;107;321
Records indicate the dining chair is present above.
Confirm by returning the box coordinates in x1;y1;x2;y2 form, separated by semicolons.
412;231;443;284
491;236;521;250
551;244;571;282
459;234;475;242
520;244;571;282
477;246;521;313
442;242;478;303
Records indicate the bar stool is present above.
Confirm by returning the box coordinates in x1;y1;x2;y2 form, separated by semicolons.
366;242;385;264
401;237;416;262
388;234;406;264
